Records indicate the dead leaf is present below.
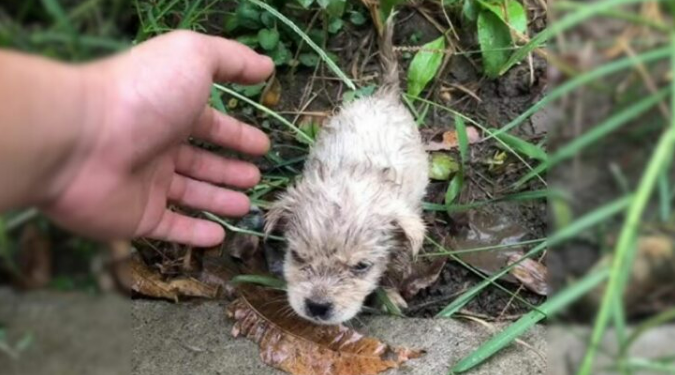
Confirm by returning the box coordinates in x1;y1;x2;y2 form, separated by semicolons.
261;76;282;107
425;126;480;151
130;253;218;301
449;210;548;295
400;258;447;300
227;286;424;375
14;223;52;289
507;255;549;296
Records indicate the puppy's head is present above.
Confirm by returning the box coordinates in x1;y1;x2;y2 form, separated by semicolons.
265;180;424;325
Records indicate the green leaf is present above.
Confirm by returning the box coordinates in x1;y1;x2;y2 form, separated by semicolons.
429;153;459;181
407;36;445;98
477;10;512;78
236;34;259;48
477;0;527;34
296;0;314;8
455;115;469;165
328;17;344;34
231;83;265;97
224;14;239;33
381;0;407;20
342;85;377;103
349;11;367;25
325;0;346;17
257;28;279;50
296;120;321;145
445;169;464;207
260;11;275;28
235;2;261;29
248;0;356;90
270;42;291;66
231;275;287;290
299;52;320;67
489;128;547;161
462;0;478;21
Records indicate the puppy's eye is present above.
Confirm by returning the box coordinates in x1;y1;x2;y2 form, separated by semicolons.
352;261;372;273
290;250;305;264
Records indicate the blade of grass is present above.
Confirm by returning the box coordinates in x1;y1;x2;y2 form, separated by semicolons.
437;195;631;318
498;0;667;76
422;189;554;213
621;307;675;355
488;46;670;140
490;129;547;161
247;0;355;90
623;358;675;373
213;83;314;144
201;211;285;241
231;275;287;290
422;238;546;257
450;268;610;373
658;165;671;222
375;287;404;316
456;115;469;164
577;37;675;375
514;88;670;188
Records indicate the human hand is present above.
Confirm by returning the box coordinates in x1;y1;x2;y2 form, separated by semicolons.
41;31;274;247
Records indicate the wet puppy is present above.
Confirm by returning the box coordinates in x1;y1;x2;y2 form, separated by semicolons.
265;16;428;325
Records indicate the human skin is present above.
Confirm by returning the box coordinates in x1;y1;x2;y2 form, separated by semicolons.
0;31;274;247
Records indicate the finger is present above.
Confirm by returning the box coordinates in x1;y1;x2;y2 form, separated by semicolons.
175;144;260;189
144;210;225;247
202;35;274;84
193;107;270;156
168;174;251;217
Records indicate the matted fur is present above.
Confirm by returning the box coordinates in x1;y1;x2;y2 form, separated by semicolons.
265;15;428;325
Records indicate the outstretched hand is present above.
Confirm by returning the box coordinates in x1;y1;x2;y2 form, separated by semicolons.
41;31;274;247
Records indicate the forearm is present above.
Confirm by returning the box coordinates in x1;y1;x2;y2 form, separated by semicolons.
0;50;95;211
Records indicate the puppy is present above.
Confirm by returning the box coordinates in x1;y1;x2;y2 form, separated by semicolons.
265;16;428;325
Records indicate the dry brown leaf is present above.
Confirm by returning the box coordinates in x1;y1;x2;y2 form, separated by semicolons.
507;255;548;296
261;76;282;107
14;223;52;289
130;254;218;301
425;126;480;151
227;286;424;375
400;258;447;300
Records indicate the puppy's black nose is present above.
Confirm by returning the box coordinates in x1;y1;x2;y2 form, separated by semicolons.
305;299;332;319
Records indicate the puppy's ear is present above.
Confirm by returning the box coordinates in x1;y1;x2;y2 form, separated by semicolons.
391;211;425;257
264;198;291;238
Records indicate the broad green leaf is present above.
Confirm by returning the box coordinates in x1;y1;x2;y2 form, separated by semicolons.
236;34;259;48
296;0;314;8
342;85;377;103
224;14;238;33
477;0;527;34
429;153;459;181
231;83;265;97
270;42;291;66
463;0;478;21
325;0;346;17
328;17;344;34
489;128;547;161
407;36;445;98
257;28;279;50
477;10;512;78
299;53;320;67
235;2;261;29
349;11;367;25
296;120;321;145
445;169;464;207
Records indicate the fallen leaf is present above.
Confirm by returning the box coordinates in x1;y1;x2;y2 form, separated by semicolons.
400;258;447;300
449;210;548;295
429;153;460;181
425;126;480;151
507;255;548;296
130;253;218;301
261;76;282;107
227;286;424;375
14;223;52;289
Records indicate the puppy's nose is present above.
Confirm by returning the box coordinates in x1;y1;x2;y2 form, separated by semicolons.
305;299;333;319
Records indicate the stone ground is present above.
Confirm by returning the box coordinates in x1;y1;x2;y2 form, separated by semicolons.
1;288;673;375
